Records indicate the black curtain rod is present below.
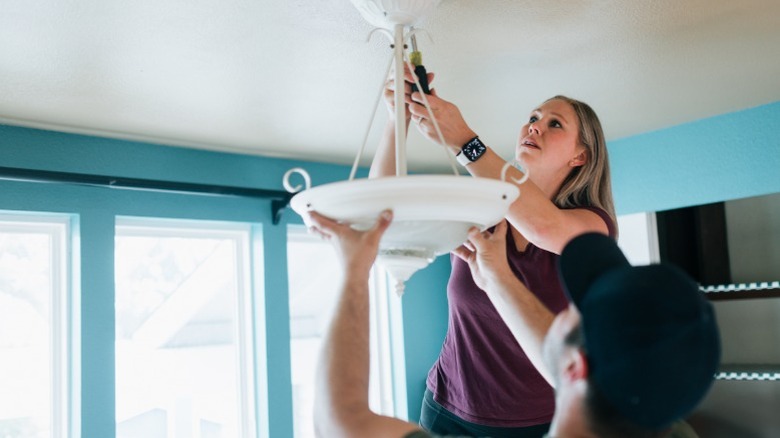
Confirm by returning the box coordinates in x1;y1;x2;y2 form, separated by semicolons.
0;166;293;225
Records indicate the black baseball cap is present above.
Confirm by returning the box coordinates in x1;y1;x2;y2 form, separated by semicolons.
558;233;721;429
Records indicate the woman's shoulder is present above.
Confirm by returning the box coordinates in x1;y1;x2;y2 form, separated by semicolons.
569;205;616;238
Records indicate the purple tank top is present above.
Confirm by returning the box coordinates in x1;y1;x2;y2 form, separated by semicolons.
426;207;615;427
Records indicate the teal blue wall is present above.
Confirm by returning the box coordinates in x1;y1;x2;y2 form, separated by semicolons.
401;256;451;422
610;100;780;215
2;98;778;435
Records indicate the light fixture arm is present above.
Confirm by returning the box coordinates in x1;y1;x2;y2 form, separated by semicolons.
393;23;408;176
501;160;530;186
349;23;458;180
348;51;395;181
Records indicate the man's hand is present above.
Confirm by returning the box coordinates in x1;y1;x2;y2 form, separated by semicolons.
452;220;514;292
306;209;393;275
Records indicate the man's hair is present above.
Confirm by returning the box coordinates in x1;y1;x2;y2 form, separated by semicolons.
564;324;669;438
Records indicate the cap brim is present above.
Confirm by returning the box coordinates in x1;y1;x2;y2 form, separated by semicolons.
559;232;631;306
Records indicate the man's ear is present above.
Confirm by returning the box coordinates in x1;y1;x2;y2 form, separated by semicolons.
564;349;589;382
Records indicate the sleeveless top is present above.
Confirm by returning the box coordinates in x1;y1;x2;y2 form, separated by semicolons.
426;207;616;427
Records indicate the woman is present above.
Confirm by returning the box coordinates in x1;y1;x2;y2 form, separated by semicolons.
370;68;617;437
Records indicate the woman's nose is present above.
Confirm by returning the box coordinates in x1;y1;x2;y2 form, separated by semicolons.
528;122;540;134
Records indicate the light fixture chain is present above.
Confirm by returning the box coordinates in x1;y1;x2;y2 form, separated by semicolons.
349;51;396;181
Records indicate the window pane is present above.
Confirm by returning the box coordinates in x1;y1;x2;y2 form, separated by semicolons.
0;214;69;438
617;212;659;265
287;231;341;438
115;219;256;438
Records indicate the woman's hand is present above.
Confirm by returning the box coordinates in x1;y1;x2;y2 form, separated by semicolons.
408;91;476;151
452;220;514;292
456;220;556;386
383;65;434;123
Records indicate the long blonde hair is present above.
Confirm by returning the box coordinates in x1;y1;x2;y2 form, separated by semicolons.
546;95;617;237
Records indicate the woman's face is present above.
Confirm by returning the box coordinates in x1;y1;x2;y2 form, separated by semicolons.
516;99;586;177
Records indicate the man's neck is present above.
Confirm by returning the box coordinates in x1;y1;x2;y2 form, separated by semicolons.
548;384;599;438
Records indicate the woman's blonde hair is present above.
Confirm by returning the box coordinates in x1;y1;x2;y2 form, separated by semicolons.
546;95;617;237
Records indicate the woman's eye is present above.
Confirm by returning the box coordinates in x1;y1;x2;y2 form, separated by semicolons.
529;116;538;123
550;120;562;128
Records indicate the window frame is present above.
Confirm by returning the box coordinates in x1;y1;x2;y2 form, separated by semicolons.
114;216;259;437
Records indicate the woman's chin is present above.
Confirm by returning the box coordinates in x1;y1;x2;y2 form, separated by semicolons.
515;150;535;163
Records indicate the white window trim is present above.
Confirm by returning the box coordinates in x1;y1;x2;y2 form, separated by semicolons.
616;211;661;265
0;211;75;438
251;224;269;438
370;264;408;419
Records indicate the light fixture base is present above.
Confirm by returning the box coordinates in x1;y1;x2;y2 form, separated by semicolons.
350;0;442;29
378;249;434;296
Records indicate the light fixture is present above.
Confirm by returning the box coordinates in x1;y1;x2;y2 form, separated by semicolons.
283;0;525;295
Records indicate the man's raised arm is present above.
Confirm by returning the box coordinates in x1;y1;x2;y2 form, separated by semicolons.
307;210;423;438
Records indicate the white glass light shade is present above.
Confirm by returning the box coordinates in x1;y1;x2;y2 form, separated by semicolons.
290;175;520;294
350;0;442;29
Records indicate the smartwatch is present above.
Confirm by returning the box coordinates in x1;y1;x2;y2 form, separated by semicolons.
456;136;487;166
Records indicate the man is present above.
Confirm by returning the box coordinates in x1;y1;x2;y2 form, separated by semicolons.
307;210;720;438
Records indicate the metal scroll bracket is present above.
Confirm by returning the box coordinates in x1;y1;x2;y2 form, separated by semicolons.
271;195;294;225
277;167;313;224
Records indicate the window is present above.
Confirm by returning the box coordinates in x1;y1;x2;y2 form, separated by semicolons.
0;213;72;438
287;226;405;438
617;212;660;265
115;218;257;438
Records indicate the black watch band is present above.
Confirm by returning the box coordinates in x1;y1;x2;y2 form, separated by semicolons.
456;136;487;166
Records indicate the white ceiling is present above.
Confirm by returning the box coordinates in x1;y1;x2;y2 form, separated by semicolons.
2;0;779;173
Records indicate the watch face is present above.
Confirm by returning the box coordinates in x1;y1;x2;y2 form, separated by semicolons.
464;138;487;161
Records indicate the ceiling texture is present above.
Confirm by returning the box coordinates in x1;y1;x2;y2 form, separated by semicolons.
1;0;779;173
